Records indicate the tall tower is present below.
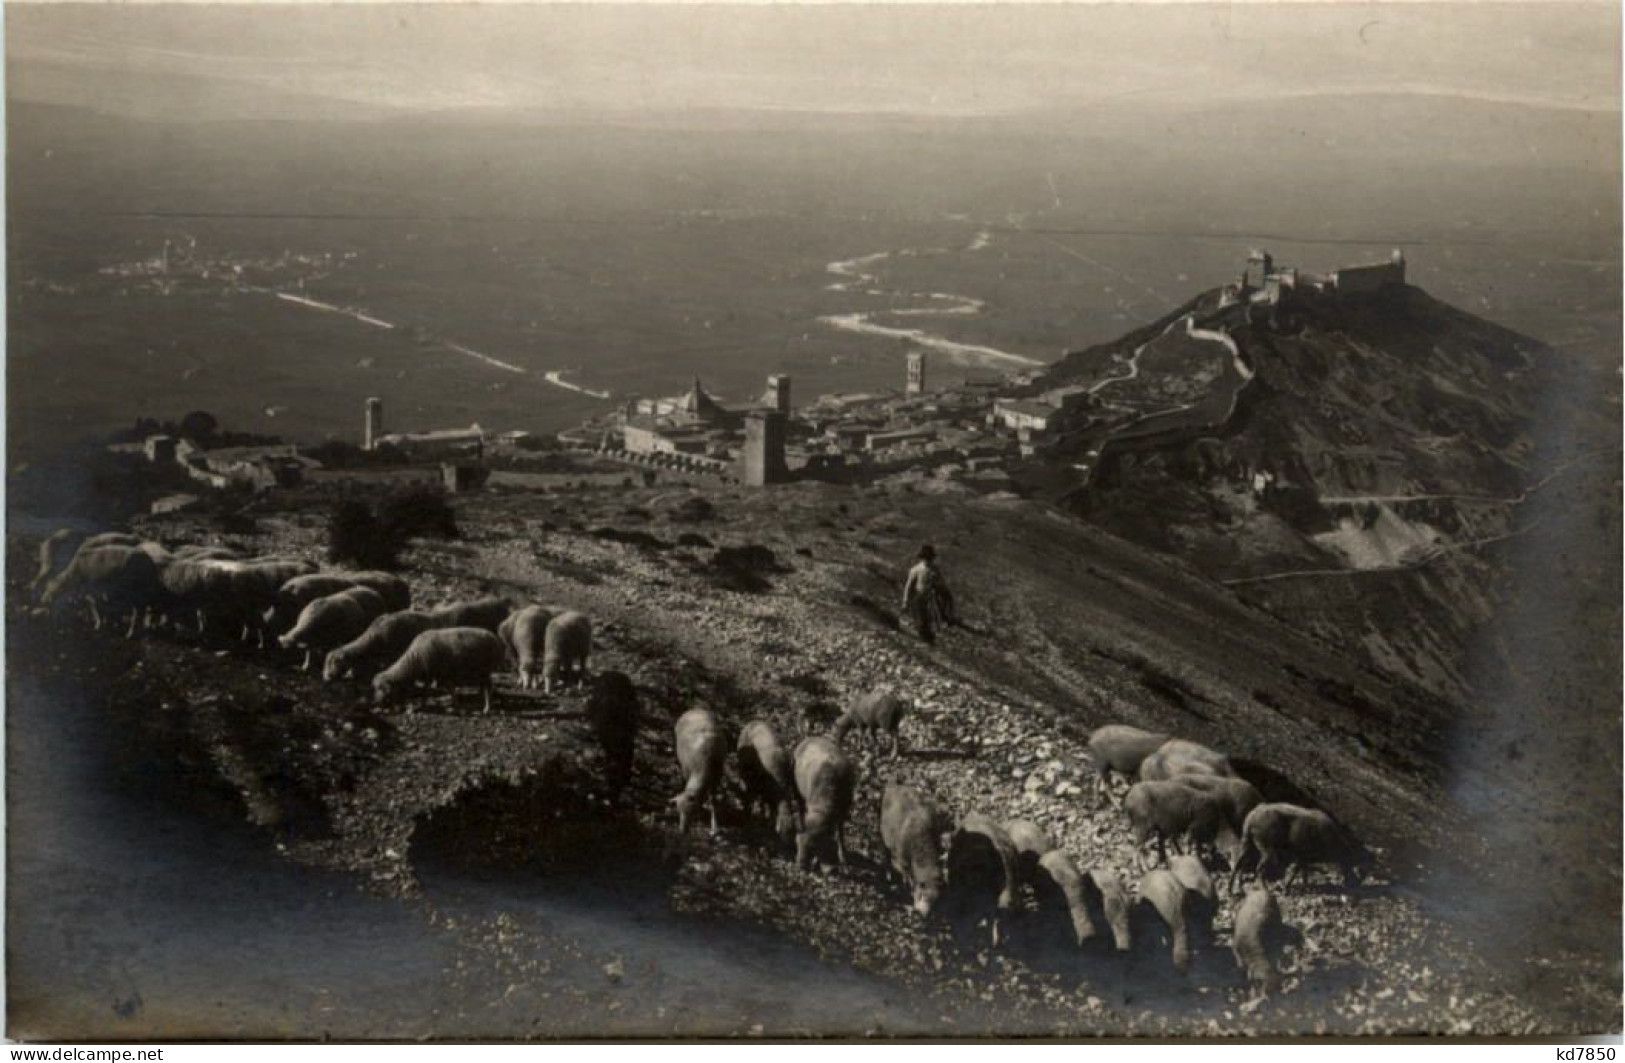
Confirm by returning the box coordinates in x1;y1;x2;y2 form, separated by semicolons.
765;374;791;415
742;411;789;487
905;351;926;396
364;397;383;451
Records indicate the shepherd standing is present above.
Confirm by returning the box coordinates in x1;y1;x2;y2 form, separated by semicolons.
901;544;955;644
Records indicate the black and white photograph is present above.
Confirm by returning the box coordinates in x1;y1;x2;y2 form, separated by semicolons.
4;0;1621;1042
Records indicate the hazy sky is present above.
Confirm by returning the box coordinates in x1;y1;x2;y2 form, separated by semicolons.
8;3;1620;117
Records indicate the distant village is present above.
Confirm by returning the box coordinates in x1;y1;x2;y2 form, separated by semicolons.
107;248;1408;514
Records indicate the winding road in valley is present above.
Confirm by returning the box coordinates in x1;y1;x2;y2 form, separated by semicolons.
817;232;1044;370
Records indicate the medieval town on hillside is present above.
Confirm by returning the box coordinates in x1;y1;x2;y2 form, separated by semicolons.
111;248;1408;516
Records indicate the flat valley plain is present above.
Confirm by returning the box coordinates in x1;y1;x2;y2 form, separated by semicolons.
8;96;1619;465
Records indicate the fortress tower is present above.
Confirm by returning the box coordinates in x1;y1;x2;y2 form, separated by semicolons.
905;351;926;396
765;374;792;415
364;397;383;451
742;410;789;487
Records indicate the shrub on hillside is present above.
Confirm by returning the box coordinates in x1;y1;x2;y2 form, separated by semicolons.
379;489;459;541
327;500;400;570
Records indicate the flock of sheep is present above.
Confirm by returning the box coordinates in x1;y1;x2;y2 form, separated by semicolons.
672;699;1374;1002
28;527;1374;1005
28;529;596;711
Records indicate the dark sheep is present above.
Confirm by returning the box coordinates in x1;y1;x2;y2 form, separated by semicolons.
672;707;727;834
498;605;559;690
1228;803;1372;894
373;627;508;712
542;611;593;693
1139;738;1237;783
880;784;948;917
1135;868;1192;974
945;812;1018;948
227;559;320;645
736;719;799;844
1087;724;1172;806
792;736;856;870
1000;818;1055;890
584;670;639;799
1123;780;1239;869
833;687;908;758
323;610;443;682
427;596;512;634
1232;887;1286;998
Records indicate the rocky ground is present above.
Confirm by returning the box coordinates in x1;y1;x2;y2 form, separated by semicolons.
9;478;1619;1038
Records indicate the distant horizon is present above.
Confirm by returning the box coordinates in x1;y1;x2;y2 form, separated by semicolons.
8;2;1619;121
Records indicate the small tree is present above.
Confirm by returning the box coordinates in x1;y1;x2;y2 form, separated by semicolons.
179;410;220;444
327;500;399;570
379;488;459;541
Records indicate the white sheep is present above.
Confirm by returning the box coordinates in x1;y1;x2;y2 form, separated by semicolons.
497;605;560;689
322;610;443;682
541;610;592;693
278;586;387;671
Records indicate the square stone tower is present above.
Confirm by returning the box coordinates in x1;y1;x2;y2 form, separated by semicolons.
364;397;383;451
906;351;926;396
766;374;791;414
742;411;789;486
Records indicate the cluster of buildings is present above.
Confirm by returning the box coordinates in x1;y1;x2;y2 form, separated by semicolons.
111;432;323;514
564;347;1114;488
1220;248;1406;309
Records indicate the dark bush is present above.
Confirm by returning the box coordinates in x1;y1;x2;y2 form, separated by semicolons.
379;489;459;540
668;496;716;523
327;500;399;570
675;532;714;549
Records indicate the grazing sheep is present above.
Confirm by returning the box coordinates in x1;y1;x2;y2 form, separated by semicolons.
672;708;728;834
1139;738;1237;783
736;719;799;844
880;784;947;917
173;544;242;561
1228;803;1371;894
135;541;174;566
268;574;366;633
1086;867;1134;952
1135;868;1192;974
945;812;1018;948
323;610;443;682
30;529;82;599
228;559;320;645
1232;887;1286;998
1088;724;1172;806
1000;818;1055;890
40;545;162;636
372;627;508;712
498;605;559;690
584;670;639;799
792;736;856;870
427;596;512;634
833;687;908;758
278;587;386;671
1123;780;1238;868
343;571;411;612
541;611;593;694
1169;853;1218;941
1032;849;1098;947
1170;774;1263;840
